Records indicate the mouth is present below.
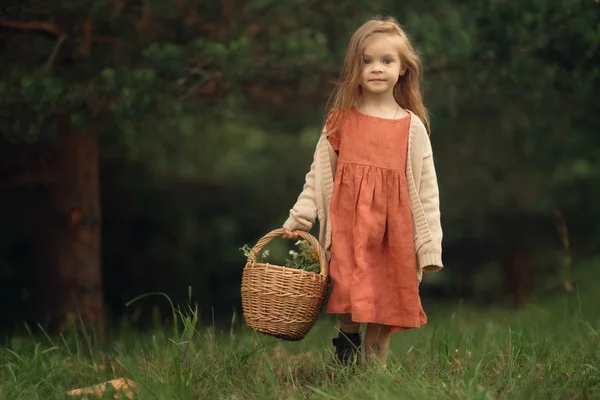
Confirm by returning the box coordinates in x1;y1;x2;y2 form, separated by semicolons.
369;79;386;82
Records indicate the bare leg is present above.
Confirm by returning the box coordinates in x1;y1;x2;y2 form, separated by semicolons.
365;323;392;367
338;313;360;334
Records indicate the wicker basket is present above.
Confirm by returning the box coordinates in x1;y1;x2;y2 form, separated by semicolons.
241;228;329;341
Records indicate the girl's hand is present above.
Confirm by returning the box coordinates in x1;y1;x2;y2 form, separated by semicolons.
282;229;300;240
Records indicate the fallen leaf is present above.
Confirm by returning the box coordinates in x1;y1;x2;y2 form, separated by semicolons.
290;350;314;362
453;358;463;369
66;377;138;399
272;344;287;360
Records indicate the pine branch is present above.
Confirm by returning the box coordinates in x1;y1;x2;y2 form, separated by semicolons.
426;2;599;76
520;2;600;52
45;34;68;69
0;19;66;37
0;19;121;50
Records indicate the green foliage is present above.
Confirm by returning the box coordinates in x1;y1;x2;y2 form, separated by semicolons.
240;239;321;273
412;0;600;246
0;68;65;142
284;240;321;273
0;0;341;140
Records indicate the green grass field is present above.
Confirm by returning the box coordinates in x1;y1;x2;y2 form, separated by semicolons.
1;284;598;400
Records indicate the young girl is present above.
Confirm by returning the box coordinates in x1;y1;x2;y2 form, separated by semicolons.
282;16;443;367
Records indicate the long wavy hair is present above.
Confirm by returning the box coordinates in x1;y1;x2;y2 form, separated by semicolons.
325;16;430;135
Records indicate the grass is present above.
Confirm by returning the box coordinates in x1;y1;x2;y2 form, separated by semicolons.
0;286;599;400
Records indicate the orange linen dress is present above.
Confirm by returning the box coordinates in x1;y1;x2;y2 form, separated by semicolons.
325;107;427;333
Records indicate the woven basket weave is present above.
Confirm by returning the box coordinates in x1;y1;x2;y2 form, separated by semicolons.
241;228;329;341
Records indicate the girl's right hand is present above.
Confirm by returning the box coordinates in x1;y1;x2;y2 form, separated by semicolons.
282;229;300;240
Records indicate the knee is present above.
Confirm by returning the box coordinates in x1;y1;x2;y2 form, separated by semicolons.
339;314;360;332
367;323;392;336
338;313;354;324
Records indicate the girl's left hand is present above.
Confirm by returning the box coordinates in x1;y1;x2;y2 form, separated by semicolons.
282;229;300;240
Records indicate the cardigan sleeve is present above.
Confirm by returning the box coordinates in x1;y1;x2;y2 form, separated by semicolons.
417;131;444;272
282;136;321;231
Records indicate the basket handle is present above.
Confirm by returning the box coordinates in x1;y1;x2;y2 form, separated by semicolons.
246;228;329;278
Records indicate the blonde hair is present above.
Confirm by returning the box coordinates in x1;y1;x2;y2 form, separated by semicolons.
325;16;430;134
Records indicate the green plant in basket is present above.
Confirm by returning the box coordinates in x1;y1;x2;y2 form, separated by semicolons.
240;239;321;273
284;239;321;273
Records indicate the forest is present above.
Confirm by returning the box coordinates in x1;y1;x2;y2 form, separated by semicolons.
1;0;599;337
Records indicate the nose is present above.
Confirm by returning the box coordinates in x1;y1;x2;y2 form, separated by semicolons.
372;62;383;73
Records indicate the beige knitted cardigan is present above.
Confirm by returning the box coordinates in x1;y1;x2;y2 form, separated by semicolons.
283;110;443;281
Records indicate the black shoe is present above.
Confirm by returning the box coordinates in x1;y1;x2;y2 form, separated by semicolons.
332;331;361;366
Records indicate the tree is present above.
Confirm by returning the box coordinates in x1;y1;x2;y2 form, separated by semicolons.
413;0;600;304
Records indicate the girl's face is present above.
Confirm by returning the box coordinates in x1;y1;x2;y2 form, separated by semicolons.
360;34;403;96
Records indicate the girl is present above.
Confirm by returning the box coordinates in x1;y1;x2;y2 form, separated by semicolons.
282;16;443;367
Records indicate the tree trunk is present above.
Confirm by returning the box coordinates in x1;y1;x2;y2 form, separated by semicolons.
34;115;105;342
502;248;533;308
501;215;534;308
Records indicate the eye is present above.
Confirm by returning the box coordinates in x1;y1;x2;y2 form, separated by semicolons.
383;59;392;64
363;59;371;65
